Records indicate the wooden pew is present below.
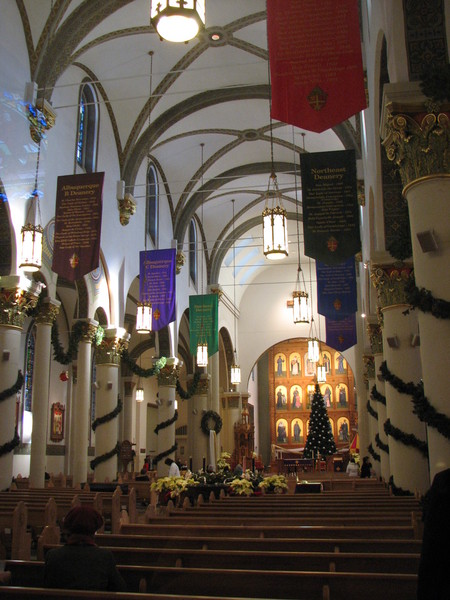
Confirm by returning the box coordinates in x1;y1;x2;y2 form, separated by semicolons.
92;532;423;555
3;560;418;599
40;542;420;573
119;521;418;540
0;502;31;560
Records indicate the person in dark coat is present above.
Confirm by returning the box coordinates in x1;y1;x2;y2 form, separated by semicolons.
417;468;450;600
44;505;127;591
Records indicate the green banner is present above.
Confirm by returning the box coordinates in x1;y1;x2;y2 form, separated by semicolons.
189;294;219;357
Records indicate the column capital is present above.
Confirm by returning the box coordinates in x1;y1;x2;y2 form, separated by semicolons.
77;318;99;344
363;355;375;385
0;275;43;328
370;263;414;311
381;82;450;188
156;357;182;387
366;319;383;355
34;297;61;325
188;373;210;395
96;327;130;365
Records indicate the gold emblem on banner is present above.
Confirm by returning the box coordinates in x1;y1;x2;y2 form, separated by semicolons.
307;86;328;111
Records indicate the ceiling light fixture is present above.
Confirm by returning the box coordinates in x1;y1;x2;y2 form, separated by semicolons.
196;143;208;368
150;0;205;43
292;130;309;324
136;354;144;402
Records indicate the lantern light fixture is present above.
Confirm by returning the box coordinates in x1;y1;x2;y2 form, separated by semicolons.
196;142;208;368
136;301;152;334
262;172;289;260
136;354;144;402
150;0;205;43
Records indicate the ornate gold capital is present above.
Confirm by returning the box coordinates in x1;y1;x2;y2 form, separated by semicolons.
35;298;60;325
370;264;414;310
0;278;42;328
157;363;180;387
118;193;136;226
96;329;129;365
176;251;186;274
363;355;375;383
188;373;210;395
28;99;56;143
366;322;383;355
382;111;450;187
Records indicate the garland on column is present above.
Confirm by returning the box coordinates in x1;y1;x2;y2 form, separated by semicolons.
0;430;20;457
154;410;178;435
121;350;166;377
388;475;414;497
90;441;121;470
91;396;123;432
176;372;201;399
380;361;450;440
366;400;378;420
384;418;428;458
152;442;178;465
375;433;389;454
368;443;381;462
51;321;87;365
370;384;386;405
405;278;450;319
0;370;24;402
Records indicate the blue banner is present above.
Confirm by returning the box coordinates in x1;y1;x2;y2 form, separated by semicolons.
316;257;357;320
325;313;357;352
139;249;176;331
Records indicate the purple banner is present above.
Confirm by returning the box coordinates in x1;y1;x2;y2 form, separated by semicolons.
316;257;357;320
326;313;357;352
52;172;104;281
140;249;176;331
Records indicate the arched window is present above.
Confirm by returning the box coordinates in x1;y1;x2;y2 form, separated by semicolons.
147;163;159;246
189;218;197;285
76;81;99;173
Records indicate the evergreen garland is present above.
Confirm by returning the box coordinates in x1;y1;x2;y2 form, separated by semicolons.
367;399;378;420
152;442;178;465
51;321;87;365
176;372;201;399
368;443;381;462
384;418;428;458
304;384;337;458
370;384;386;405
405;278;450;320
380;361;450;439
388;475;414;497
121;350;166;377
0;371;24;403
154;410;178;435
0;430;20;457
92;396;123;432
200;410;223;435
90;442;121;470
375;433;389;454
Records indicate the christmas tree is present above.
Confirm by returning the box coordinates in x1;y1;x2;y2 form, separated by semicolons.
304;383;337;458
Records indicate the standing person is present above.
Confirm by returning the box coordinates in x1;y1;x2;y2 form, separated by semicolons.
417;468;450;600
44;506;126;591
346;457;359;477
165;457;180;477
360;456;372;478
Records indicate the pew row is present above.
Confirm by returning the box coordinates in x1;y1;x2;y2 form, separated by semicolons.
3;560;418;600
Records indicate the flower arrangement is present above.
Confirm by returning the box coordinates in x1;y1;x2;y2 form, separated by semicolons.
151;476;198;504
216;451;231;472
258;474;288;494
228;477;254;496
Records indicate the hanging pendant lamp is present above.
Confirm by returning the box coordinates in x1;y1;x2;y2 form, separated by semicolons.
262;171;289;260
150;0;205;43
230;199;241;386
196;143;208;368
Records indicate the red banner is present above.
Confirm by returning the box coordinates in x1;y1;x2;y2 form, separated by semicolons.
52;172;104;281
267;0;366;133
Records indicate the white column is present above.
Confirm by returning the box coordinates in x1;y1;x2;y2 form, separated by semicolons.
93;328;129;482
72;319;98;486
374;353;390;484
0;276;41;490
404;176;450;479
156;358;181;477
187;374;209;472
29;298;60;488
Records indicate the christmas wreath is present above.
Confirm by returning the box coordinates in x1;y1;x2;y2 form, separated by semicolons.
201;410;222;435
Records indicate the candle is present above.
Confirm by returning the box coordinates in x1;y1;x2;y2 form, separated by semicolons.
189;456;193;471
202;457;206;471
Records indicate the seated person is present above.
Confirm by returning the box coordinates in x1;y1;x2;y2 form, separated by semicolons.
346;457;359;477
44;505;126;591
